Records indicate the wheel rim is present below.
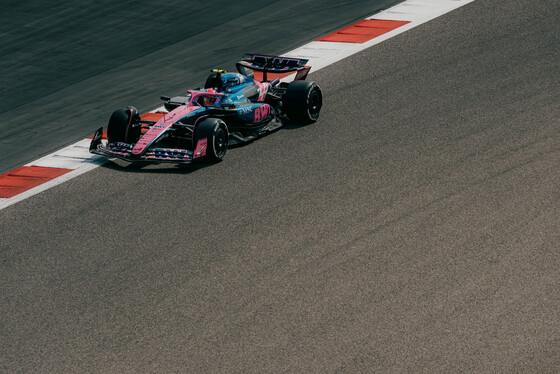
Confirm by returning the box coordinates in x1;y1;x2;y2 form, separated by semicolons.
214;127;228;158
308;89;322;119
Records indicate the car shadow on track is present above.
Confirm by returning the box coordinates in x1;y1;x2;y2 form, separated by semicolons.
100;159;214;174
226;120;314;148
97;121;315;174
281;120;316;131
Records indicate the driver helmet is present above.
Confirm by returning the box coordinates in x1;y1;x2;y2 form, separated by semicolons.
221;73;243;91
202;89;217;106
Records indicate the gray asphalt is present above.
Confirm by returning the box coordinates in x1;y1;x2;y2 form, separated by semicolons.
0;0;402;174
2;0;560;372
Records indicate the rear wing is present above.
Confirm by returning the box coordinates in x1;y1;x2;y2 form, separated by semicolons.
236;53;311;82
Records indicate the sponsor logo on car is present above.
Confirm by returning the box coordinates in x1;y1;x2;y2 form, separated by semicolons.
252;55;304;67
239;106;253;115
193;138;207;158
254;105;271;122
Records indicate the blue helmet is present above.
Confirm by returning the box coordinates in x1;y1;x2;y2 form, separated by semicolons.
221;73;246;90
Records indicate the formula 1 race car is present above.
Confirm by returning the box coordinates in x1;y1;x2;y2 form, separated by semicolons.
89;53;322;164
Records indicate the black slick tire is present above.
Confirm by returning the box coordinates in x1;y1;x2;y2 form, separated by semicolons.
282;80;322;124
193;118;229;163
107;107;141;144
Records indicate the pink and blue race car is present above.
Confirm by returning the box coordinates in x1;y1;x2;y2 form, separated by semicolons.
89;54;323;164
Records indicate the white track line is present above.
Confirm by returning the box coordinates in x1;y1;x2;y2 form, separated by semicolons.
285;0;475;70
0;0;475;211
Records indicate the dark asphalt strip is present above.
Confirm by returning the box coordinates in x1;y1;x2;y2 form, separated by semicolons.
0;0;402;174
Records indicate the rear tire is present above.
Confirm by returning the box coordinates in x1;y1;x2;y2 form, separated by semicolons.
193;118;229;162
282;80;322;124
107;107;141;144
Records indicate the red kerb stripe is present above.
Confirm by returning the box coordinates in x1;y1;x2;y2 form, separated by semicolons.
317;19;410;43
0;166;72;198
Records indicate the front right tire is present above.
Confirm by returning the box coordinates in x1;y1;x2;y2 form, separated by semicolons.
193;118;229;162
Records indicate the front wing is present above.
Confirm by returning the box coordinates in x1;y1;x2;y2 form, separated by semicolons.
89;127;207;163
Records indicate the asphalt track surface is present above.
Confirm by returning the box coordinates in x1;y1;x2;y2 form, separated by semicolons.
2;0;560;372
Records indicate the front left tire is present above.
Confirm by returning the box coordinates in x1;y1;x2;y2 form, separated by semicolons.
107;106;141;144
